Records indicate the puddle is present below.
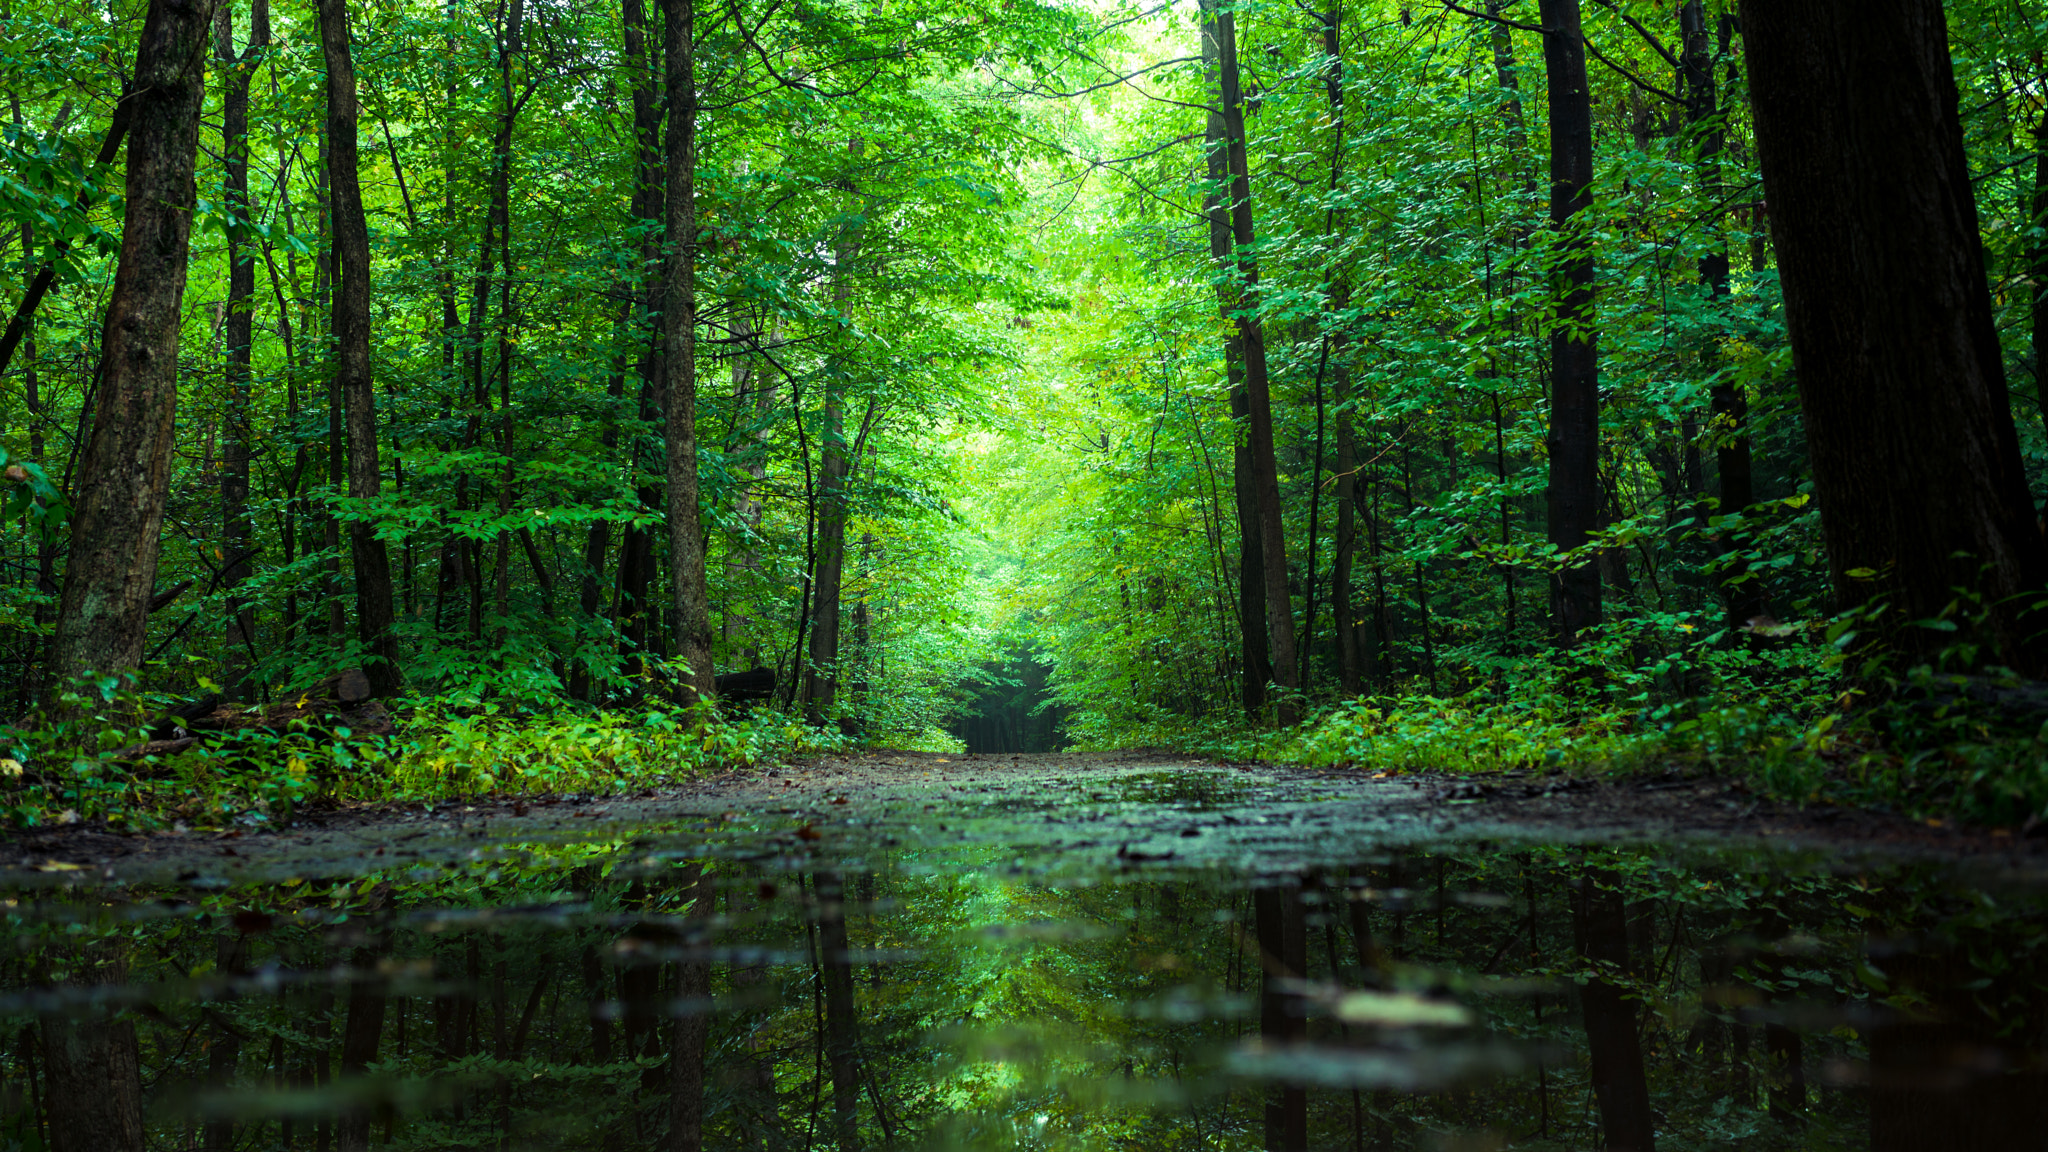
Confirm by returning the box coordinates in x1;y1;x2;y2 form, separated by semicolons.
3;766;2043;1150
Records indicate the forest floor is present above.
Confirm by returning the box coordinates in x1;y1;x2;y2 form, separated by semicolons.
3;750;2044;890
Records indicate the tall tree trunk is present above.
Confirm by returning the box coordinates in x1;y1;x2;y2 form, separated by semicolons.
1198;18;1269;715
1740;0;2048;673
806;149;864;724
46;0;222;701
1682;3;1759;628
318;0;400;691
1537;0;1600;648
1202;0;1301;722
1571;873;1656;1151
662;0;716;704
216;0;266;699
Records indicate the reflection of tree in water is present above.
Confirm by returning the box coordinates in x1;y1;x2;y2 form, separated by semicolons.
4;844;2046;1150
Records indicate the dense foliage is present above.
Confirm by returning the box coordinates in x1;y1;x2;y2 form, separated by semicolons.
5;0;2048;824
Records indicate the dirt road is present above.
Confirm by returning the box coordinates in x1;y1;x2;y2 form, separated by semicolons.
2;751;2042;889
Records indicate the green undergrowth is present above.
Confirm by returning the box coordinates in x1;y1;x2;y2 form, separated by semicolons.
1102;683;2048;833
0;692;858;833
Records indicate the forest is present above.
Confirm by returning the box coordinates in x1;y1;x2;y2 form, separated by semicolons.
12;3;2048;1150
4;0;2048;827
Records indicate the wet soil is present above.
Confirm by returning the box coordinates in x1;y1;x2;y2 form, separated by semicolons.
5;750;2043;889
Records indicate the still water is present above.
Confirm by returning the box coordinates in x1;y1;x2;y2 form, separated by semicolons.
2;763;2043;1151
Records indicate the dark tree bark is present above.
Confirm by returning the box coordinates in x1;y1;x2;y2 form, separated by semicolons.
1201;0;1300;722
816;872;861;1152
1199;21;1270;713
39;949;144;1152
215;0;267;699
1741;0;2048;672
318;0;401;692
1571;873;1655;1151
45;0;222;700
1537;0;1601;647
662;0;717;703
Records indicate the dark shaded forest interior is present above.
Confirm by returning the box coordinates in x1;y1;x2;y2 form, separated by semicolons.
954;651;1062;753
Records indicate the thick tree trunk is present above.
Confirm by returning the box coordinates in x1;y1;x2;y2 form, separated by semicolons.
1202;0;1300;723
1742;0;2048;672
215;0;266;699
1536;0;1601;647
1571;873;1656;1151
661;0;717;704
319;0;401;692
46;0;222;700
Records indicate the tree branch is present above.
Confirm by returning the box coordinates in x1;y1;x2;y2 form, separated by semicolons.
1439;0;1545;35
1589;0;1679;70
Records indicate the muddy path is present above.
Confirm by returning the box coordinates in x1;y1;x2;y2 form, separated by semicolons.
4;751;2044;890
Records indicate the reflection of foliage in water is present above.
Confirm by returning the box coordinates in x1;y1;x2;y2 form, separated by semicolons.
1;836;2044;1149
